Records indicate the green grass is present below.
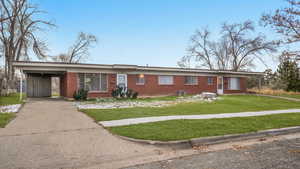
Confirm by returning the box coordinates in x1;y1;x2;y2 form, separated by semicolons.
0;93;25;106
82;95;300;121
0;113;16;128
109;113;300;141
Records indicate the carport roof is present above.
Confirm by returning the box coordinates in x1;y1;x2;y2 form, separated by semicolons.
12;61;264;76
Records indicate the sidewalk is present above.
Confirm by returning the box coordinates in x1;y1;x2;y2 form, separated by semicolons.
256;94;300;102
100;109;300;127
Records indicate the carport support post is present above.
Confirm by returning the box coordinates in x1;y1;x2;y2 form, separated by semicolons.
19;69;23;101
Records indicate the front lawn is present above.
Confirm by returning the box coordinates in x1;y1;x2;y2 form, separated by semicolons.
0;113;16;128
0;93;25;106
82;95;300;121
109;113;300;141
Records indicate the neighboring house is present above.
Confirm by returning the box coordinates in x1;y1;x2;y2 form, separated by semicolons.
12;61;263;98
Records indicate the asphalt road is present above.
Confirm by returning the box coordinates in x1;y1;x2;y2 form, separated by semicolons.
123;137;300;169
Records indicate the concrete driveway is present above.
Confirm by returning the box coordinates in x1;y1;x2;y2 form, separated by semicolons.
0;99;194;169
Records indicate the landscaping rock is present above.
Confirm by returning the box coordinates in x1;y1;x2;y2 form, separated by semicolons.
201;92;217;99
76;94;219;110
0;104;21;113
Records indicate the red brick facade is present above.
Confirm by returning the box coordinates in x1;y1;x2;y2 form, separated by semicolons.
60;72;247;98
127;75;218;96
60;72;78;98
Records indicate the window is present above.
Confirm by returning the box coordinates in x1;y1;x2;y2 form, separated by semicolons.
228;77;240;90
184;76;198;85
136;74;145;85
78;73;108;92
158;75;173;85
207;77;214;85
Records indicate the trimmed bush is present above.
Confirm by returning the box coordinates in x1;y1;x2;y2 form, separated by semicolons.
73;89;89;101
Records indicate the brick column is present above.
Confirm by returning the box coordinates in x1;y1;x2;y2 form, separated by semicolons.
64;72;78;98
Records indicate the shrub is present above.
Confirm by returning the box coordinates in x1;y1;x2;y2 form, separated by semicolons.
126;89;134;98
111;85;138;99
132;91;139;99
111;86;125;98
73;89;89;101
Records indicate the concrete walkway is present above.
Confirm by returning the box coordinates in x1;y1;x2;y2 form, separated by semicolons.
0;98;195;169
100;109;300;127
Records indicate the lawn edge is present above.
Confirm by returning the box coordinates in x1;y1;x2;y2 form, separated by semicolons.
0;113;16;128
111;126;300;147
0;100;26;128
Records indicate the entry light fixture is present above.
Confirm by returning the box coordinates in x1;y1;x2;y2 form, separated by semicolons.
139;74;144;78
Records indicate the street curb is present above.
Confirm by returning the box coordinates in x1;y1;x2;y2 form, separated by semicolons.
114;126;300;147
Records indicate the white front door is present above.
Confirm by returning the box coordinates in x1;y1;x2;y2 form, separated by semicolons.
117;74;127;88
217;76;224;95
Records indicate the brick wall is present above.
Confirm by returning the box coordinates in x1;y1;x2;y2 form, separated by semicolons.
63;72;78;98
61;72;117;98
127;74;218;96
62;72;247;98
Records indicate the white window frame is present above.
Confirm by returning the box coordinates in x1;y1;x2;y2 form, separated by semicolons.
158;75;174;85
116;74;127;88
184;76;198;85
136;75;145;85
79;73;108;92
228;77;240;90
207;77;214;85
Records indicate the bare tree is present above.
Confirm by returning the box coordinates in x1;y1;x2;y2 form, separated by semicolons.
53;32;97;63
261;0;300;60
178;29;218;69
0;0;54;88
222;21;277;71
179;21;277;71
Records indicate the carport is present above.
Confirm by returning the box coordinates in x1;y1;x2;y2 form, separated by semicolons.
24;71;65;97
13;61;80;99
12;61;68;98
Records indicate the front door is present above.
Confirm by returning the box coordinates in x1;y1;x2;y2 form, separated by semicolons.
217;76;223;95
117;74;127;89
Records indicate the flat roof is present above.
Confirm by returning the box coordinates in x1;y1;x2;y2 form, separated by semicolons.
13;61;264;76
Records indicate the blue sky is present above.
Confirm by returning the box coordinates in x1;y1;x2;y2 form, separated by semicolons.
33;0;286;71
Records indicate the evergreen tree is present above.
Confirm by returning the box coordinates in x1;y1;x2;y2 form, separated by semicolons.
276;58;300;92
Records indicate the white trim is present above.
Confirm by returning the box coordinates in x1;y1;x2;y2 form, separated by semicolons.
81;73;109;93
217;76;224;95
13;61;264;76
117;74;128;88
184;76;198;85
228;77;241;90
207;77;214;85
136;75;145;85
158;75;174;85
